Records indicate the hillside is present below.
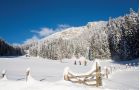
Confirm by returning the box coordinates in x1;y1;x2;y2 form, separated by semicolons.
22;9;139;61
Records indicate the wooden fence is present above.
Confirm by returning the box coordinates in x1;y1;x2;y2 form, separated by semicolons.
64;61;139;87
64;62;102;87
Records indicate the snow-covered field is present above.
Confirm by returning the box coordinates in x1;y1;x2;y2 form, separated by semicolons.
0;56;139;90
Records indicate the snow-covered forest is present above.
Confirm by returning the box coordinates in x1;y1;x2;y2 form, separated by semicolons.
21;9;139;61
0;39;24;56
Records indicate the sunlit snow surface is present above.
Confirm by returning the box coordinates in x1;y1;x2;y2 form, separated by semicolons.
0;56;139;90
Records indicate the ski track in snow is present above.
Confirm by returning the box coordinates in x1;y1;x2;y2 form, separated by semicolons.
0;56;139;90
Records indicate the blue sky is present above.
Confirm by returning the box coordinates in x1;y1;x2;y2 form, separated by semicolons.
0;0;138;44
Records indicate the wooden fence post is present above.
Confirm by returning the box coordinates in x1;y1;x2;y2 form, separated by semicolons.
96;62;102;87
96;62;99;87
64;67;69;81
84;60;87;66
64;74;69;81
98;66;102;86
2;70;6;78
110;65;113;73
105;68;108;78
26;68;30;82
79;61;81;65
126;64;128;69
129;63;131;69
74;60;77;65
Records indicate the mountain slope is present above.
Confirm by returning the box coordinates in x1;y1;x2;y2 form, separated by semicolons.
24;9;139;61
41;21;107;41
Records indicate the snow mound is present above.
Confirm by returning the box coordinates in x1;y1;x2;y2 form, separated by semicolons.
63;67;69;76
0;70;7;81
0;75;7;81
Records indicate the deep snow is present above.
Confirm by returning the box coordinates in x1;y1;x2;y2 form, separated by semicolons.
0;56;139;90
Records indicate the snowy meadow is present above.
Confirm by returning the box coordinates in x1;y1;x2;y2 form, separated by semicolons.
0;56;139;90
